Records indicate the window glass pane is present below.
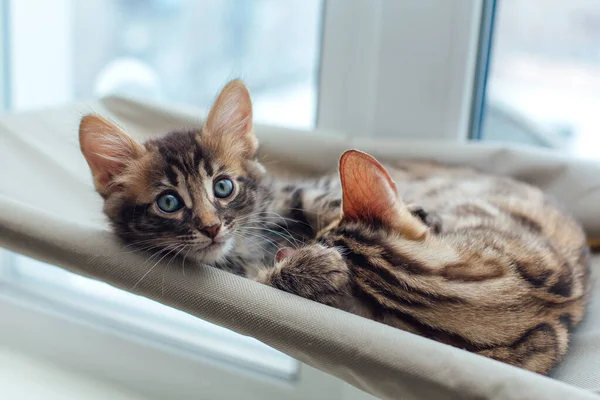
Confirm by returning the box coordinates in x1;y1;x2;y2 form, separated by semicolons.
73;0;323;129
481;0;600;159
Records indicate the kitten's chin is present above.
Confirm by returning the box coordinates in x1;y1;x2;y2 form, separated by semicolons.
192;238;235;265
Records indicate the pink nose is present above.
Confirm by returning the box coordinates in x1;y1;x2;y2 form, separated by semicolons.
275;247;296;263
201;224;221;239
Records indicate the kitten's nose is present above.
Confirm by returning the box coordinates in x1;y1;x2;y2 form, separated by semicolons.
201;223;221;239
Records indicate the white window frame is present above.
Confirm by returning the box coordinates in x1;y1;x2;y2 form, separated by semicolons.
1;0;484;398
317;0;483;140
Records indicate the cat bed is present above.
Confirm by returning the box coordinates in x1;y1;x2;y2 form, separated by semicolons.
1;97;600;400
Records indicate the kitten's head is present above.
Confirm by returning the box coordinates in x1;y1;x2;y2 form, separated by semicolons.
79;80;266;264
320;149;429;239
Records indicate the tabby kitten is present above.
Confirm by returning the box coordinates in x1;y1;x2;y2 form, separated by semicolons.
79;80;325;276
260;150;590;375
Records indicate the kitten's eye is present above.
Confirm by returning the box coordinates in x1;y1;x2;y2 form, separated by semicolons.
214;177;234;199
156;193;183;213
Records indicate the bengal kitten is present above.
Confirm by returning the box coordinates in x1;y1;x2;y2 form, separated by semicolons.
259;150;591;375
79;80;325;276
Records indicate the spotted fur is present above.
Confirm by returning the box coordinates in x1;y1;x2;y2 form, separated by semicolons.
260;150;590;375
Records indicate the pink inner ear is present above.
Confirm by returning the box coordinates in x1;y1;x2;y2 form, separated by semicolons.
79;115;143;189
339;150;398;223
202;80;258;157
205;80;253;136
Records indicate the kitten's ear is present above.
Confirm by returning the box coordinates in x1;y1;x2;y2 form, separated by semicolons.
339;150;428;240
79;114;145;193
203;79;257;157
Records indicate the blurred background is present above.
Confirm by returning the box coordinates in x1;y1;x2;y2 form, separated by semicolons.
1;0;599;399
69;0;321;129
483;0;600;158
2;0;600;157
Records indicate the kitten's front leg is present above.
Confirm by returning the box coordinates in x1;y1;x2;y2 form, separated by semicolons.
257;245;351;307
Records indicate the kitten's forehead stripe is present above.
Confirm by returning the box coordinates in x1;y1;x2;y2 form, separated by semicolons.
166;166;179;186
193;146;204;171
156;131;200;177
203;157;214;176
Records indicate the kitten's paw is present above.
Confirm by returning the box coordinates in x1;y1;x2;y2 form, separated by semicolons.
261;245;350;303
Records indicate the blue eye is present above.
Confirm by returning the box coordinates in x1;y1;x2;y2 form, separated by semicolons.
214;178;234;199
156;193;183;213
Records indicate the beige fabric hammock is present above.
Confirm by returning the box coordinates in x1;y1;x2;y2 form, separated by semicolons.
1;97;600;400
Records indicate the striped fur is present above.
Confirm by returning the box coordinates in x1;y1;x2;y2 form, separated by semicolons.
260;150;590;375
